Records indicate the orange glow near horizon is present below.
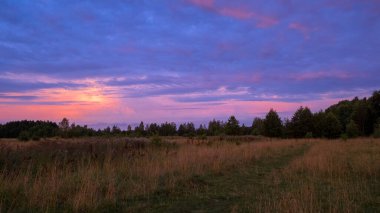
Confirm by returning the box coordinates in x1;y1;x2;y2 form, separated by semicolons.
0;83;132;123
0;90;340;125
0;74;360;125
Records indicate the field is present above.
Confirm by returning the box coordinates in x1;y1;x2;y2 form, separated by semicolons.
0;137;379;212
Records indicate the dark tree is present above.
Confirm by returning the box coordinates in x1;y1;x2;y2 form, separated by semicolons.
225;116;240;135
369;90;380;119
178;122;196;136
240;124;251;135
103;126;111;136
146;123;160;136
159;122;176;136
126;125;132;136
111;125;122;135
59;118;70;131
196;124;207;136
323;112;342;139
313;111;326;138
289;106;314;138
134;121;145;136
346;120;359;138
251;117;265;136
207;119;224;136
326;100;354;132
0;120;59;139
374;120;380;138
263;109;283;137
352;100;373;136
178;124;186;136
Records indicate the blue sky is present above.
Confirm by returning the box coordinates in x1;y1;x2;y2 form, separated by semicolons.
0;0;379;126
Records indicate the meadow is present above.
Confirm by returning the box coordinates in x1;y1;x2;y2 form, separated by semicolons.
0;136;379;212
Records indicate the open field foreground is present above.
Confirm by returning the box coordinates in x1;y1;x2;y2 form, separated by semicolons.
0;137;379;212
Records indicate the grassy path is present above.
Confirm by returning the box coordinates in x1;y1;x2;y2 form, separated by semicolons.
125;143;312;212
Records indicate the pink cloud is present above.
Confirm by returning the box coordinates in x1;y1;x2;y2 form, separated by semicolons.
292;71;354;81
255;15;279;28
289;22;307;31
188;0;214;9
218;7;253;19
217;7;278;27
288;22;311;39
187;1;278;28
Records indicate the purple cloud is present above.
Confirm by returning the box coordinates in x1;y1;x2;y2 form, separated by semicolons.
0;0;379;125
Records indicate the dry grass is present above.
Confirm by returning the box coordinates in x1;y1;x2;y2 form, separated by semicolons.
0;137;305;212
1;138;379;212
254;138;380;212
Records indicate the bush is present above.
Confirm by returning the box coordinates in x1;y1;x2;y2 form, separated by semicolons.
18;131;30;141
31;134;40;141
251;128;260;136
197;134;207;140
305;132;313;138
340;133;348;141
374;127;380;138
150;135;163;146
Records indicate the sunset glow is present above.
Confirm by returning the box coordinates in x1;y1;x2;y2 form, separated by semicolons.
1;0;379;126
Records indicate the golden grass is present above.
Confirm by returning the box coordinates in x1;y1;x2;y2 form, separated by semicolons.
0;137;305;212
1;138;379;212
255;138;380;212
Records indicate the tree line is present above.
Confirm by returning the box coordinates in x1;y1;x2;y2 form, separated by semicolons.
1;91;380;141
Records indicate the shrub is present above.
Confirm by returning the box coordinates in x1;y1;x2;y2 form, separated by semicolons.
31;134;41;141
340;133;348;141
18;131;30;141
150;134;163;146
305;132;313;138
150;135;178;149
374;127;380;138
197;134;207;140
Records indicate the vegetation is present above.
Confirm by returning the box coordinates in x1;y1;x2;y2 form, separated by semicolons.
374;123;380;138
0;137;378;212
225;116;240;135
263;109;283;137
346;119;360;138
1;90;380;141
288;106;314;138
252;117;265;135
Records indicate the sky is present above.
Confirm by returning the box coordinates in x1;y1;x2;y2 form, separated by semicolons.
0;0;379;127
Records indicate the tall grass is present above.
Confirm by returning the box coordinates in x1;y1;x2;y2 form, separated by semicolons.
0;137;304;212
251;138;380;212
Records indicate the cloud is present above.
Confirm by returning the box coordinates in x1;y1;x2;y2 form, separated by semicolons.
288;22;312;39
187;0;214;9
0;94;38;101
290;71;355;81
0;0;379;124
218;7;253;19
187;0;278;28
